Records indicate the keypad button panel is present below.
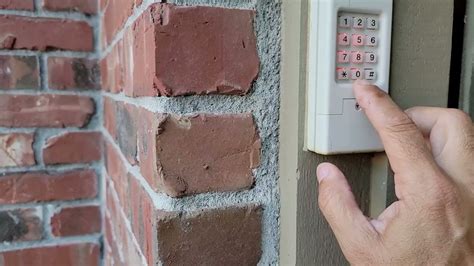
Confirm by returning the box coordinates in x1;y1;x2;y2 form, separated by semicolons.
336;12;380;83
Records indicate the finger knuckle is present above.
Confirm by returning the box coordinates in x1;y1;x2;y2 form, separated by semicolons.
385;113;418;134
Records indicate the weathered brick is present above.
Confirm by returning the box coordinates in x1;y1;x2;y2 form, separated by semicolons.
48;57;100;90
0;56;39;89
0;94;95;128
0;133;35;168
43;0;98;14
0;243;100;266
152;4;259;96
0;207;43;243
0;0;34;11
0;15;93;51
115;101;137;165
43;131;102;165
154;114;261;197
137;107;160;190
51;205;101;237
0;170;98;204
157;205;262;265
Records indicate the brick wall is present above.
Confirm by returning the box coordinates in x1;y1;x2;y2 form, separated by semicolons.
0;0;281;265
0;1;102;265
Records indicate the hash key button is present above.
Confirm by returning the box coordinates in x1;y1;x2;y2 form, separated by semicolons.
365;69;376;80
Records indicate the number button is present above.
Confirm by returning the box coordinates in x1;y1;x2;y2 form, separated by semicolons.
366;35;378;46
351;51;364;64
337;51;350;63
365;69;377;80
351;68;363;80
337;33;350;46
365;52;377;63
339;16;351;28
353;17;365;29
367;18;378;30
352;34;364;46
337;68;349;80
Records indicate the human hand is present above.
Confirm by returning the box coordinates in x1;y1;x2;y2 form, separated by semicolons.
317;81;474;265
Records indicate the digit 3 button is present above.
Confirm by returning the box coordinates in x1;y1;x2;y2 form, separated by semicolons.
337;68;349;80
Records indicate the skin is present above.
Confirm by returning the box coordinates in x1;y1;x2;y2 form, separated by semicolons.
317;81;474;265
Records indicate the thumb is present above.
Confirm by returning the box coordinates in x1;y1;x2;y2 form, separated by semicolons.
317;163;377;251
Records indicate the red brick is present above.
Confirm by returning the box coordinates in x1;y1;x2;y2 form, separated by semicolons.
0;0;34;10
155;114;261;197
137;108;160;190
105;141;128;208
0;55;39;89
0;207;43;243
43;0;98;14
51;205;101;237
157;205;262;265
0;15;93;51
0;170;98;204
0;243;100;266
152;4;259;96
128;173;156;265
101;0;135;48
0;133;35;168
105;182;145;266
0;94;95;128
100;43;123;93
43;131;102;165
48;57;100;90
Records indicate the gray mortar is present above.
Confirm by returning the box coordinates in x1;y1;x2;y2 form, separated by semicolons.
103;0;282;264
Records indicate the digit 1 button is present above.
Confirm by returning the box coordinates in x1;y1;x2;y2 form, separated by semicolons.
365;69;377;80
337;68;349;80
337;33;350;46
337;51;350;63
353;17;365;29
351;68;362;80
351;51;364;64
366;35;377;46
365;52;377;63
352;34;364;46
339;16;351;28
367;18;378;30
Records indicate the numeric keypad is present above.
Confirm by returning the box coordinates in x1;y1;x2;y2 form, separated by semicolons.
336;13;380;82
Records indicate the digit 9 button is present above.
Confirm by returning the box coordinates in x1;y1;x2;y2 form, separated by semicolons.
336;12;379;82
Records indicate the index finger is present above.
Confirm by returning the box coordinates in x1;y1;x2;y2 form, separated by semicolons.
353;81;443;193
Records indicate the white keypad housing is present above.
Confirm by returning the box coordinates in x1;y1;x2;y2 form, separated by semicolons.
306;0;393;154
336;12;380;82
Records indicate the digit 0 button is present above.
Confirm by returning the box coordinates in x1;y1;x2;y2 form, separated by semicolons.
337;33;350;46
351;68;363;80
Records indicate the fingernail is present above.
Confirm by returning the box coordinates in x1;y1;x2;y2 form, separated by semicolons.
317;164;330;183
